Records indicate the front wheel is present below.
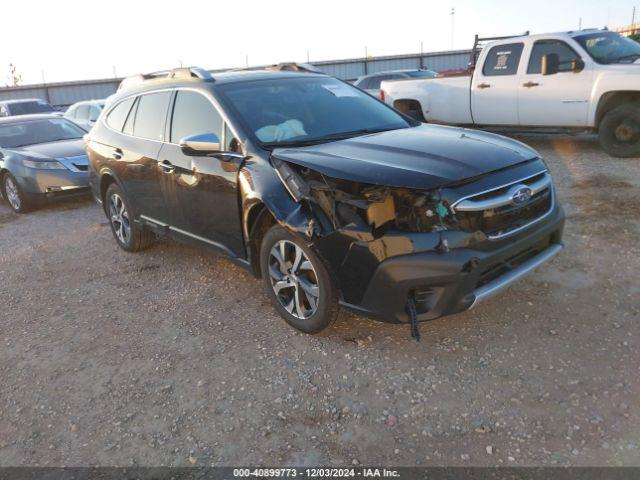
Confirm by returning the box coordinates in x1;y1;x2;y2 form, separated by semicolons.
105;183;155;251
2;172;30;213
598;104;640;158
259;225;339;334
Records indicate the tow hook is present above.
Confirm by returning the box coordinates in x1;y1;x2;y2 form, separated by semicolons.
406;295;420;341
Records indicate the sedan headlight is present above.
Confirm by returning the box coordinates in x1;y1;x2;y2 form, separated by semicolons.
22;159;68;170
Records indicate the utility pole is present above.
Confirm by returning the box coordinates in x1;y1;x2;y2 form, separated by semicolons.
112;65;117;78
633;6;636;26
419;41;424;69
245;55;249;67
307;50;310;63
451;8;455;50
578;17;582;30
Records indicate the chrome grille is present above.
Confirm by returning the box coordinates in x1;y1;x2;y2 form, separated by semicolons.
451;171;554;240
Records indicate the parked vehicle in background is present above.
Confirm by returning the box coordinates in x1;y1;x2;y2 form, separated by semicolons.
381;29;640;157
0;114;90;213
65;99;105;130
86;65;563;337
0;98;57;117
354;69;437;99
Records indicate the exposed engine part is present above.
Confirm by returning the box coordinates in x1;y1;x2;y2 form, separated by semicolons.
366;194;395;228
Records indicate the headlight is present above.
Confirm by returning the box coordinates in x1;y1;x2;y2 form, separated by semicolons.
22;159;68;170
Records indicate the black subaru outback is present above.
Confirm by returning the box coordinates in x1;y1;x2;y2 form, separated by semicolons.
85;65;564;338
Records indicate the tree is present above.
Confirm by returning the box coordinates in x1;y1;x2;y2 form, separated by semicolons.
6;63;22;87
630;33;640;43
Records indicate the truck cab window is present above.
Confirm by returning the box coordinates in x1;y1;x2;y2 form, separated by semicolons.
482;43;524;76
527;40;581;74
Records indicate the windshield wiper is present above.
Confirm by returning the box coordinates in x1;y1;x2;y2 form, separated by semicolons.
614;54;640;63
264;127;396;148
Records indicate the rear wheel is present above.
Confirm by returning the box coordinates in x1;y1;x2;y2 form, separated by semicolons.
259;225;339;334
598;104;640;158
105;183;155;251
2;172;30;213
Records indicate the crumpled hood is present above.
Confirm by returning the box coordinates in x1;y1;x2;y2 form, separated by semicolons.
11;139;86;160
272;124;539;190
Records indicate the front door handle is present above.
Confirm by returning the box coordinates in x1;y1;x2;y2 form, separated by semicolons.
112;148;123;160
477;83;491;89
523;81;540;88
160;160;175;174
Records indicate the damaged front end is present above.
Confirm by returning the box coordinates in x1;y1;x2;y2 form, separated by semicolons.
269;153;564;334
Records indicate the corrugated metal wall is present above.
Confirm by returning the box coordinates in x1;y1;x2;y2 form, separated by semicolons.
0;49;472;109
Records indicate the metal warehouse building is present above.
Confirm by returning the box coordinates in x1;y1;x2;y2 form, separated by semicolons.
0;49;472;109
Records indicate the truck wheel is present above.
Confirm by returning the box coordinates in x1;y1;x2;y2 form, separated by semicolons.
598;104;640;158
259;225;339;334
105;183;155;252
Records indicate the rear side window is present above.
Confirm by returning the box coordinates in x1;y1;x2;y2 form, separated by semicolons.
527;40;581;74
133;91;171;141
482;43;524;76
170;90;222;143
88;105;101;121
106;97;135;131
368;75;391;89
76;105;90;120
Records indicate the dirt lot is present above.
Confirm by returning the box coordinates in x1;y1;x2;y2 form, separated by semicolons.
0;135;638;467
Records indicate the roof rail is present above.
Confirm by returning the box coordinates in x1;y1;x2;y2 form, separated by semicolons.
469;31;530;69
118;67;214;91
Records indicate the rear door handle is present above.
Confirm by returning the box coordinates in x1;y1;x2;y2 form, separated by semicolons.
523;81;540;88
477;83;491;89
112;148;123;160
160;160;175;174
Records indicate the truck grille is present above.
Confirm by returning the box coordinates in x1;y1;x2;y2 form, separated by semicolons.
452;171;553;240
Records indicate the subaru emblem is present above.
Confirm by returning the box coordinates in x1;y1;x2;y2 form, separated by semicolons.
509;185;532;206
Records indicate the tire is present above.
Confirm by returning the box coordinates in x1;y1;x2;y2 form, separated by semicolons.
598;104;640;158
105;183;155;252
2;172;30;213
259;225;339;334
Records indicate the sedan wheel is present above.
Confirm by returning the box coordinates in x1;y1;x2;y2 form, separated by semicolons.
108;192;131;245
268;240;320;319
4;175;21;211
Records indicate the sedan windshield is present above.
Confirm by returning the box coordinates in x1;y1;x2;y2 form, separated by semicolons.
574;32;640;64
217;77;413;147
0;118;86;148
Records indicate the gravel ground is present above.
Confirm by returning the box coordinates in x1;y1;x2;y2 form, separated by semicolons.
0;134;638;467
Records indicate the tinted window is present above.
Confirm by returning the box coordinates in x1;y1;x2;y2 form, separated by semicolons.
133;91;171;141
0;118;85;148
170;90;222;143
123;98;138;135
528;40;580;74
7;100;54;115
368;75;391;89
218;77;411;146
106;97;135;131
356;77;371;89
76;105;90;120
406;70;438;78
88;105;101;121
482;43;524;76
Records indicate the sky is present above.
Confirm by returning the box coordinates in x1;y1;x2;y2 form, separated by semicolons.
2;0;638;85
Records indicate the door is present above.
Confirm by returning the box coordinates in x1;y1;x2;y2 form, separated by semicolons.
517;39;592;127
471;42;524;125
159;89;244;256
117;91;172;225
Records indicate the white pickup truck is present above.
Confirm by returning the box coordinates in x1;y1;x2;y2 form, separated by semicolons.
381;29;640;157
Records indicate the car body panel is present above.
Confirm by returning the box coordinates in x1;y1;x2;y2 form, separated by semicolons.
273;124;538;189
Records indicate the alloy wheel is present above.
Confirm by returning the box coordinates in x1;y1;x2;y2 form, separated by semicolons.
109;193;131;245
4;176;21;211
268;240;320;319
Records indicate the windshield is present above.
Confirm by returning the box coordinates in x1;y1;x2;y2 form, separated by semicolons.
0;118;86;148
405;70;438;78
8;100;54;115
574;32;640;64
217;77;413;147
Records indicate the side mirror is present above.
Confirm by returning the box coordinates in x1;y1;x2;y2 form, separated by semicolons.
541;53;559;75
179;133;221;156
571;58;585;73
